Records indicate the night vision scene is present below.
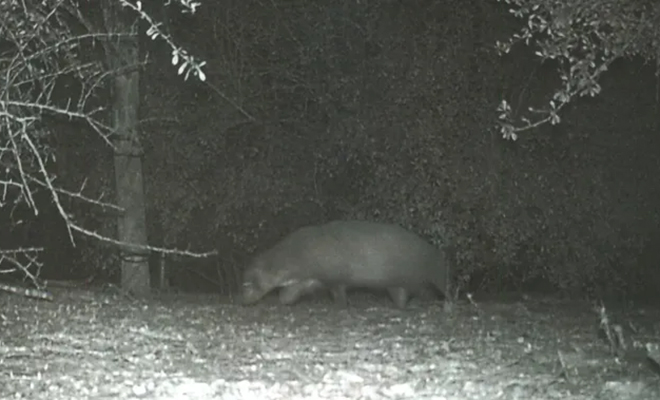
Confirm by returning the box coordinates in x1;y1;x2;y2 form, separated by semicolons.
1;0;659;399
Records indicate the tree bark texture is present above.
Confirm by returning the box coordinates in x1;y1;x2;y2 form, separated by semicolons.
103;2;150;295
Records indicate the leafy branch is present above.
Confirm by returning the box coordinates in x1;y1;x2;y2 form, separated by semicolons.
496;0;659;140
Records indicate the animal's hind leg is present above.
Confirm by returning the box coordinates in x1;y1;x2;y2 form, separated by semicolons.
387;287;409;309
330;284;349;307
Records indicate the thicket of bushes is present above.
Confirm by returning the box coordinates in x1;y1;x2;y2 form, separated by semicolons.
61;0;660;300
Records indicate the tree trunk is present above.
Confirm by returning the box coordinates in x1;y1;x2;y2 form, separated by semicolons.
103;2;150;296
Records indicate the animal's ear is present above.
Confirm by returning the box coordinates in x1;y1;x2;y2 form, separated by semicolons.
242;265;262;285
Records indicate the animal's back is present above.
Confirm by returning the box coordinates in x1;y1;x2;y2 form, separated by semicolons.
258;224;348;280
318;220;446;288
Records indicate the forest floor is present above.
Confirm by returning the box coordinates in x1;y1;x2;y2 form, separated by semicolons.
0;286;659;400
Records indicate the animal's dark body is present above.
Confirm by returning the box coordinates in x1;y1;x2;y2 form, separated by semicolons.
241;220;449;308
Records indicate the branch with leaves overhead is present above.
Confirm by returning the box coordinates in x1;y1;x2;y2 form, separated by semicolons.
496;0;660;140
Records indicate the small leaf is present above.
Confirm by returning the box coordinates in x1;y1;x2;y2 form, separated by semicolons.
550;113;561;125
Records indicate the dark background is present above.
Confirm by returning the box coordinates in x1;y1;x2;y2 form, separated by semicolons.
16;0;660;301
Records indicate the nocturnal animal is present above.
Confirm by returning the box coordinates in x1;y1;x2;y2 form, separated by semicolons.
241;220;449;308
